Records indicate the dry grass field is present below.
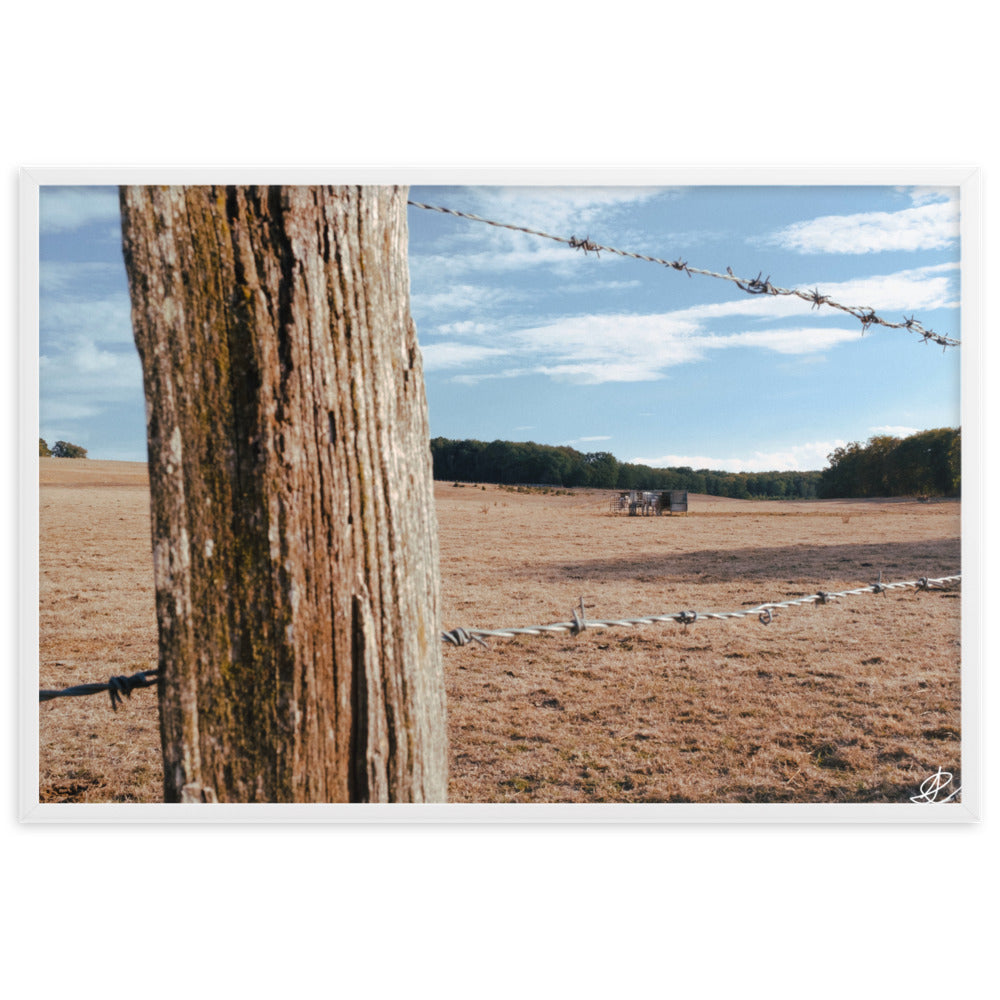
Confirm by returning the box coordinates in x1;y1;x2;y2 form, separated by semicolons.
38;458;962;805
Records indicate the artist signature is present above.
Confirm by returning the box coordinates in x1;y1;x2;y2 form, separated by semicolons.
910;767;961;803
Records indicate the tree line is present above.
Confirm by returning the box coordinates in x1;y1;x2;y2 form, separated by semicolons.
817;427;960;498
430;437;822;499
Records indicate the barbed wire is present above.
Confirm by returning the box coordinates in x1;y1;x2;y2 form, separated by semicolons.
440;573;961;647
39;576;960;701
407;201;960;349
39;669;159;710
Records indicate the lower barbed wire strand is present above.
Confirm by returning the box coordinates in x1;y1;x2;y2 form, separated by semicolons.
39;669;159;710
441;574;960;646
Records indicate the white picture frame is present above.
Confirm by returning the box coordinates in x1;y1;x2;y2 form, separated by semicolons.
20;165;982;824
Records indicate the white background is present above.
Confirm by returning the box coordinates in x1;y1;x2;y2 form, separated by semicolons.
4;3;995;996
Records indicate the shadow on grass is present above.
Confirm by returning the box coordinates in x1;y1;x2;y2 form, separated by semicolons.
528;538;960;585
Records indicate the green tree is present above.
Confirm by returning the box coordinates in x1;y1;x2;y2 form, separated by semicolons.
39;438;52;457
51;440;87;458
584;451;620;489
818;429;959;498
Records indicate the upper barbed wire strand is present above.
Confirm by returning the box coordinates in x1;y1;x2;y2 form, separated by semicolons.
407;201;960;349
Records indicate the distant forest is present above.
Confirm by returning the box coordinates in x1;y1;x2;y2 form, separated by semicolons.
430;427;960;500
817;427;960;499
430;437;821;499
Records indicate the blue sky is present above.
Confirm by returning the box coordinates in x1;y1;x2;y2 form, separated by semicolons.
38;184;961;472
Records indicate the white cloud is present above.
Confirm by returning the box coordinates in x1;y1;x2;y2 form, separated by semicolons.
513;312;700;352
560;279;642;293
869;425;921;438
632;440;847;474
902;186;958;207
703;326;862;355
41;401;103;421
764;197;959;254
40;337;142;395
564;435;612;446
410;241;576;282
533;360;676;384
40;261;125;293
808;263;958;312
420;342;509;371
417;260;958;385
410;283;509;315
40;187;121;233
432;320;493;337
670;263;958;325
438;319;860;386
41;294;135;343
504;313;859;383
466;186;675;234
409;187;678;286
450;368;533;386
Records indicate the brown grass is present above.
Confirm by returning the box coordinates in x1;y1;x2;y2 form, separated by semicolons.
38;459;961;804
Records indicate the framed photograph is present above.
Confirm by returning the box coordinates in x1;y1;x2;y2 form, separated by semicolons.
20;167;981;822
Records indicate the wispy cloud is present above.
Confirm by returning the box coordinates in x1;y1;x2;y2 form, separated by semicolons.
671;264;958;323
439;317;863;386
560;279;642;294
418;257;958;385
503;318;863;384
419;342;510;371
465;186;676;234
410;240;577;283
451;368;533;386
564;435;612;445
42;400;104;421
40;261;125;293
40;187;121;234
430;261;955;384
901;186;958;207
631;440;846;474
410;283;510;316
39;333;144;447
409;187;679;286
869;424;921;438
432;320;493;337
762;191;959;254
700;326;862;355
41;294;135;344
40;336;142;393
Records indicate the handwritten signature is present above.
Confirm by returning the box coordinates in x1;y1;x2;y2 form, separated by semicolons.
910;767;962;803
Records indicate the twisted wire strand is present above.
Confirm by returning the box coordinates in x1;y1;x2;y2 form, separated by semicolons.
407;201;960;349
39;578;962;689
440;574;960;645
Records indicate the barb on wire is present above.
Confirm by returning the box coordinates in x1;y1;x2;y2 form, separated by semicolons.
408;200;960;349
569;236;601;256
440;573;960;648
441;627;489;648
727;267;776;296
39;669;159;711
